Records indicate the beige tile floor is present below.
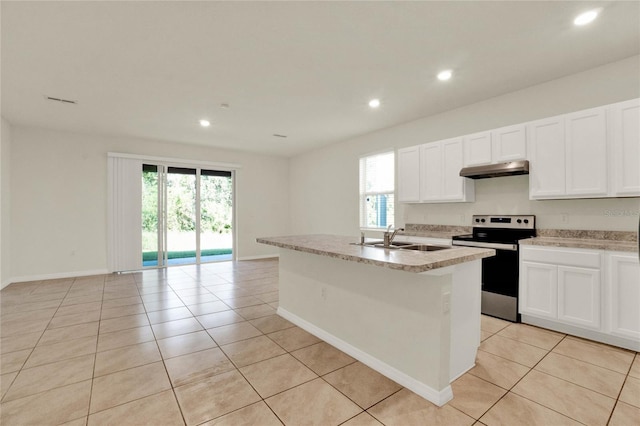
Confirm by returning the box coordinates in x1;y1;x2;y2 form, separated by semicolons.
1;258;639;425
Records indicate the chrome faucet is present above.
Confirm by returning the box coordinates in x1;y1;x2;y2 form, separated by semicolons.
383;225;404;247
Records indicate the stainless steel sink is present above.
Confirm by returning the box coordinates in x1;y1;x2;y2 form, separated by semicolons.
364;241;416;249
357;241;450;252
398;244;450;252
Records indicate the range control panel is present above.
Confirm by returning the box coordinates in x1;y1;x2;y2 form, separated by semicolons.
471;215;535;229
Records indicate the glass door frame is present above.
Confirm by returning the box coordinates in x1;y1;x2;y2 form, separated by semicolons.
144;161;236;268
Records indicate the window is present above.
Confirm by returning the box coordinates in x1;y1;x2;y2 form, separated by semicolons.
359;150;395;229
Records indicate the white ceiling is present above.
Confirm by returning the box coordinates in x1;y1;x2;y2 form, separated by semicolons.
2;1;639;157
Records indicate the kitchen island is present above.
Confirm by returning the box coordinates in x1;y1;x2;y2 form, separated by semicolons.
257;234;495;406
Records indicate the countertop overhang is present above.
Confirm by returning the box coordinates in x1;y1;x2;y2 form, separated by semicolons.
519;237;638;252
257;234;495;273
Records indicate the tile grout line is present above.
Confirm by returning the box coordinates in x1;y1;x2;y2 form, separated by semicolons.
4;262;637;426
142;277;189;426
502;333;615;425
84;273;108;422
0;277;74;405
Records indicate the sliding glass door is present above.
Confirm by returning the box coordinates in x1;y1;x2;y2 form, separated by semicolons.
200;170;233;263
142;164;233;267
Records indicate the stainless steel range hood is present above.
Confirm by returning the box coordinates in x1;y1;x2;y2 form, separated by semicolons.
459;160;529;179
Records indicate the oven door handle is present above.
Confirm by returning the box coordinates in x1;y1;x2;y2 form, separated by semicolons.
452;240;518;251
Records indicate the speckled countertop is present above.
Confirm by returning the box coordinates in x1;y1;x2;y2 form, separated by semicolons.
520;229;638;253
256;234;495;273
401;224;471;239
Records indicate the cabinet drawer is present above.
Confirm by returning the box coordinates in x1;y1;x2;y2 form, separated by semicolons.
520;246;601;268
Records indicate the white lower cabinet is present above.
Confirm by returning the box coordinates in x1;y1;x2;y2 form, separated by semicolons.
557;266;600;330
520;261;557;319
520;245;639;351
607;252;640;340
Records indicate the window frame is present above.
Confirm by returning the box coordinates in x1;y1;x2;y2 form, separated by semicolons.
359;149;396;231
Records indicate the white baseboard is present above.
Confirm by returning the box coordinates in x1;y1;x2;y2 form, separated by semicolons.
277;307;453;407
522;314;640;352
236;254;279;261
8;269;110;285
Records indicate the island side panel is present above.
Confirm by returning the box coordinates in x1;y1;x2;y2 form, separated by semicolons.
449;259;482;381
277;248;454;403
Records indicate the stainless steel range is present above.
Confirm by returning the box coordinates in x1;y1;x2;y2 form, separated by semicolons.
452;215;536;322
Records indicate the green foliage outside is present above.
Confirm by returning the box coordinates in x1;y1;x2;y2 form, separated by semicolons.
142;169;233;252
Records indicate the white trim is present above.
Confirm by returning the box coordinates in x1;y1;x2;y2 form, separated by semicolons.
522;314;640;352
108;152;241;170
9;269;110;285
358;147;396;159
237;254;279;261
277;307;454;407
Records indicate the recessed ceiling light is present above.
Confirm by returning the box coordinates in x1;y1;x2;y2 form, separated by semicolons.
368;99;381;108
199;119;210;127
574;9;600;26
437;70;453;81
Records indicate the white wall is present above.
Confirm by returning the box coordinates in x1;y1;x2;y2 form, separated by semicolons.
9;127;289;281
290;56;640;236
1;117;12;288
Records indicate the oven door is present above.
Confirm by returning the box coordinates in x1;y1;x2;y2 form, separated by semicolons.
481;248;519;297
453;240;520;321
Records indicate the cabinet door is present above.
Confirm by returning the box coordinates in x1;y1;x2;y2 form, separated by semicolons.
528;117;566;199
441;138;465;200
397;146;421;202
519;261;558;319
419;142;442;201
610;99;640;196
557;266;601;330
608;253;640;340
565;107;608;197
492;124;527;162
463;131;492;166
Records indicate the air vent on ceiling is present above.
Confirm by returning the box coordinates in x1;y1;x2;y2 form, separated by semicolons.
273;134;287;138
45;96;77;105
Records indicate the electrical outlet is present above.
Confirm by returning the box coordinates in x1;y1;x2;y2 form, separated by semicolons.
459;214;465;223
442;292;451;313
321;287;327;301
561;213;569;223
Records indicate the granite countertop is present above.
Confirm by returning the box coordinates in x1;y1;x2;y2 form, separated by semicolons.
256;234;495;273
401;224;471;239
520;229;638;253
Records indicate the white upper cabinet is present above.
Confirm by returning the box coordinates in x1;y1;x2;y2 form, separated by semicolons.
441;138;466;200
397;146;421;202
463;131;492;166
565;107;608;197
419;142;442;201
529;99;639;200
463;125;527;167
610;98;640;196
492;124;528;163
399;98;639;203
397;138;474;204
528;116;566;199
420;138;474;203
